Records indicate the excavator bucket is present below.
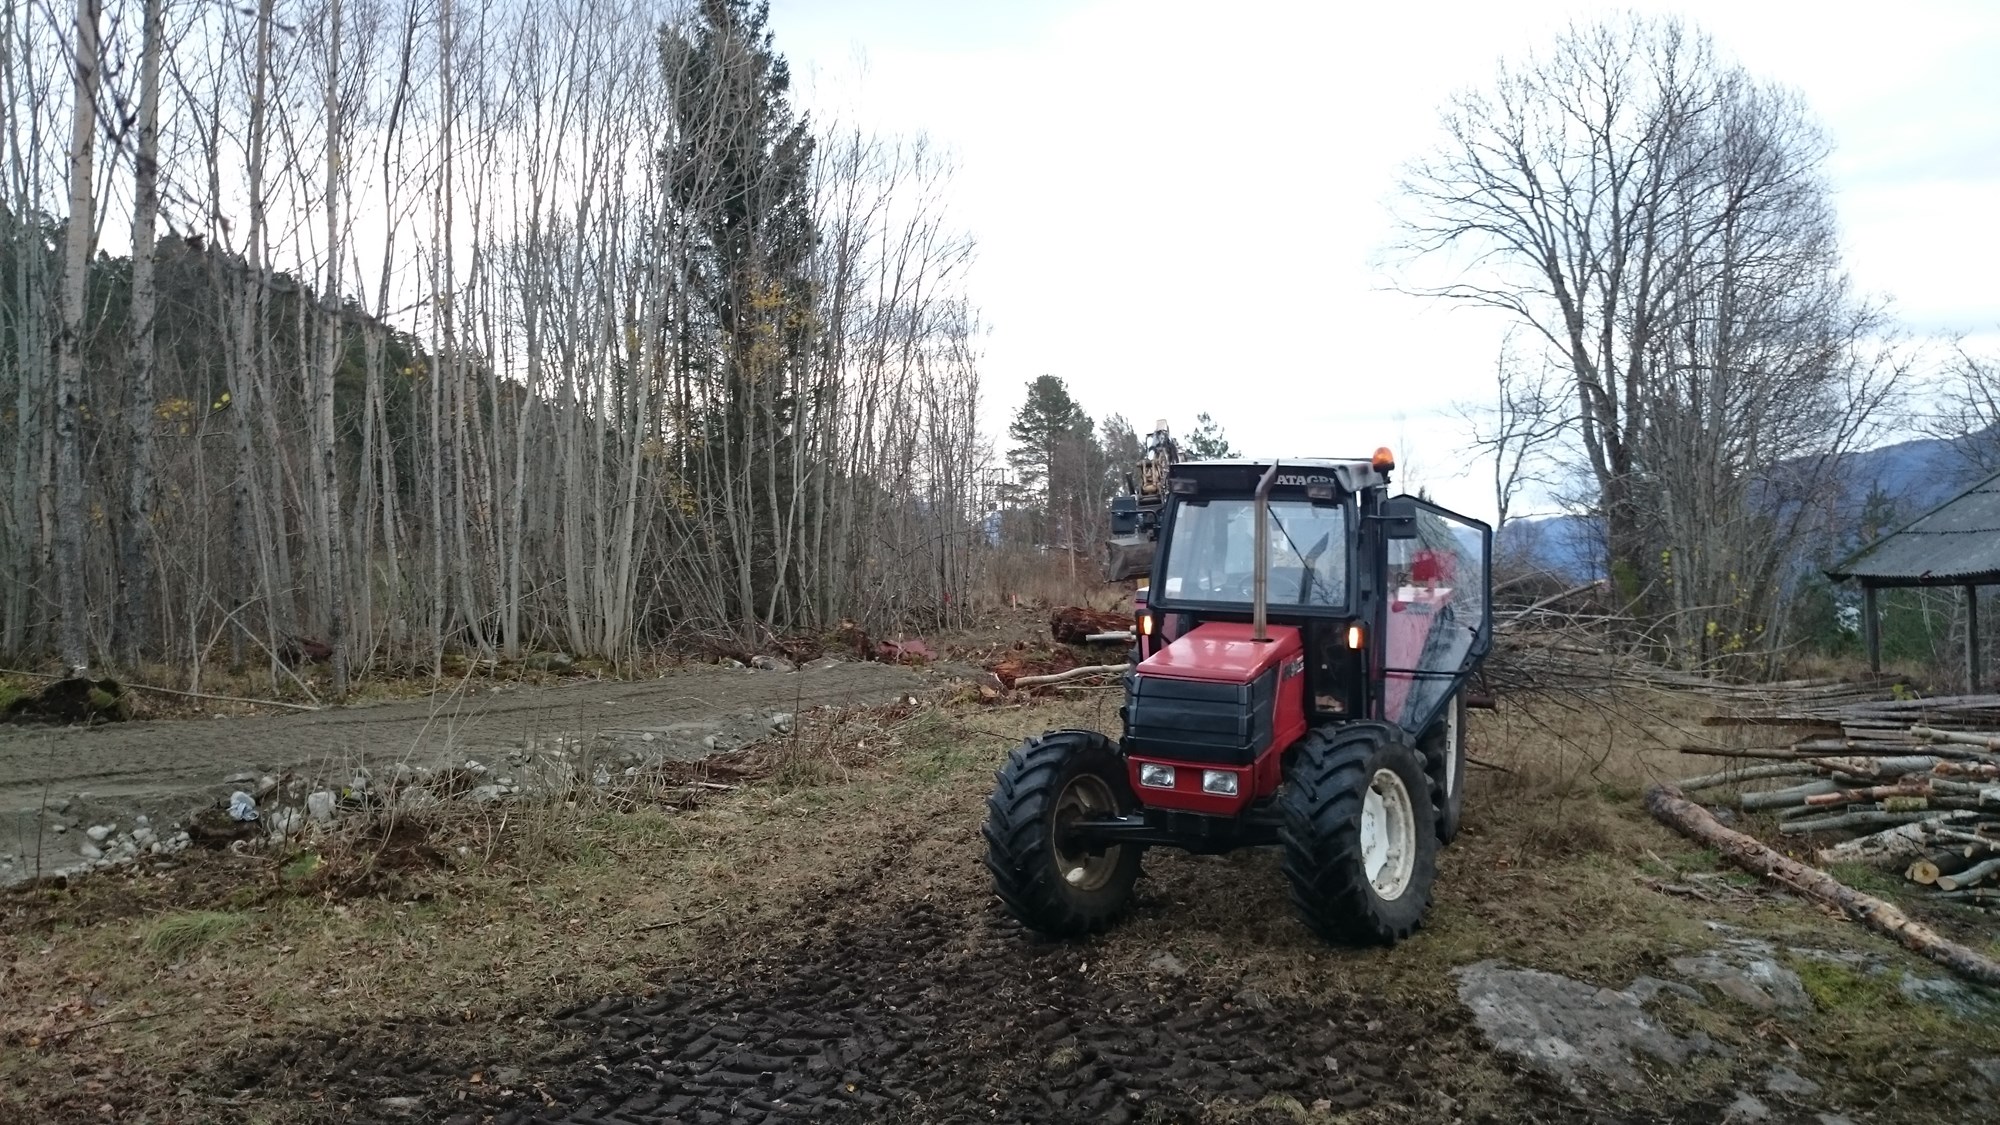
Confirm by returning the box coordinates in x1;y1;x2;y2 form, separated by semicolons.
1103;535;1153;582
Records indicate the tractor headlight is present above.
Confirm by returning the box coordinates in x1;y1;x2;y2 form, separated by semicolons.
1139;763;1176;789
1201;769;1239;796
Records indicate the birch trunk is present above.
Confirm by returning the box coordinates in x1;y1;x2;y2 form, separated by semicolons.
115;0;164;670
52;0;101;672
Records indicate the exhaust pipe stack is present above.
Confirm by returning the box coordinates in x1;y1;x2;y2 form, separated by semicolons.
1252;462;1278;642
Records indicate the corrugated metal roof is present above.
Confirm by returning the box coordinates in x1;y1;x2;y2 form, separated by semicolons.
1826;470;2000;587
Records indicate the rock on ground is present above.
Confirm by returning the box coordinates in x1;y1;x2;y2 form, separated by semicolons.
1454;959;1717;1094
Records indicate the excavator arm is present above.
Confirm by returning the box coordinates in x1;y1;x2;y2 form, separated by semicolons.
1103;420;1177;582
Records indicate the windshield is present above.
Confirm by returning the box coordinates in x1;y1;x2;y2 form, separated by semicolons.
1158;498;1347;609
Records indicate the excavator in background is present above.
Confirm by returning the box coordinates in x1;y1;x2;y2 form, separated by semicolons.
1104;420;1178;586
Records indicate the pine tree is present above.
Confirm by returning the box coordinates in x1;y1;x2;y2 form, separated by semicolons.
661;0;818;624
1182;412;1237;459
1098;413;1142;497
1007;375;1093;544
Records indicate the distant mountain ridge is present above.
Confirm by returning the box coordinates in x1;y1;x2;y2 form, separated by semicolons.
1494;431;1984;578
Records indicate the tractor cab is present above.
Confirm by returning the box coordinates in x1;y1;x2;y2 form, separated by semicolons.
1136;456;1489;741
985;449;1494;947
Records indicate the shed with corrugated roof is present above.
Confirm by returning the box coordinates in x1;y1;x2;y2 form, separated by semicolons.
1826;471;2000;685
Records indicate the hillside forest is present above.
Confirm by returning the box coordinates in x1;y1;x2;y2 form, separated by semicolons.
4;2;1999;693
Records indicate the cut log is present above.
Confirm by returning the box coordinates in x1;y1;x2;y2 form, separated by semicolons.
1935;760;2000;780
1934;826;2000;849
1012;663;1132;689
1780;810;1968;835
1805;755;1938;779
1935;855;2000;892
1676;745;1814;760
1799;782;1928;809
1931;888;2000;903
1645;783;2000;987
1910;725;2000;753
1741;780;1840;811
1678;763;1818;792
1906;852;1973;885
1813;822;1938;866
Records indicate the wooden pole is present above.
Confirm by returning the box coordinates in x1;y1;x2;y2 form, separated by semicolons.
1012;663;1133;689
1968;580;1984;688
1863;584;1881;674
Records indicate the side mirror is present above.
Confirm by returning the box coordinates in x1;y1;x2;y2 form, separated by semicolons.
1381;497;1419;539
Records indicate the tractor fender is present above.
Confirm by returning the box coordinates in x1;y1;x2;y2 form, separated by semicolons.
1279;719;1404;771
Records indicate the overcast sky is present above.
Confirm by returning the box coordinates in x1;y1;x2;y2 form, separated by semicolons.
766;0;2000;519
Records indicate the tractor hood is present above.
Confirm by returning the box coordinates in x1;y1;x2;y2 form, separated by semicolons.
1139;621;1302;684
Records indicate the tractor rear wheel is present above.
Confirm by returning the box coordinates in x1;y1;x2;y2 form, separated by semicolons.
1279;723;1438;945
1421;693;1468;845
983;729;1142;937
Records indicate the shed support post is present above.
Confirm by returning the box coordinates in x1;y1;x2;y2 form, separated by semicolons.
1863;585;1880;674
1967;585;1982;693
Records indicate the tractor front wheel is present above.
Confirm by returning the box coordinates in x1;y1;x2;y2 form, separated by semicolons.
983;730;1142;937
1279;723;1438;945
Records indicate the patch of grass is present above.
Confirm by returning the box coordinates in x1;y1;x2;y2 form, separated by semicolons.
907;740;983;783
1827;862;1905;897
281;851;323;883
144;910;248;960
1792;957;1885;1013
1596;781;1641;803
1781;950;2000;1097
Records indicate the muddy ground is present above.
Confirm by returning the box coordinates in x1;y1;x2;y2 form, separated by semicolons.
0;660;920;883
6;689;2000;1125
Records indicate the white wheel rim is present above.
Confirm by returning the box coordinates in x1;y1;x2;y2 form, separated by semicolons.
1360;767;1417;899
1052;774;1122;890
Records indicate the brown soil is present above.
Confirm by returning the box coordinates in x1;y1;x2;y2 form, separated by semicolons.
6;690;1998;1125
223;810;1597;1125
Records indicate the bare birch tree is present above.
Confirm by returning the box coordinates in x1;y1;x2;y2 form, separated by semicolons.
1;0;995;682
115;0;165;669
1401;13;1899;668
52;0;103;671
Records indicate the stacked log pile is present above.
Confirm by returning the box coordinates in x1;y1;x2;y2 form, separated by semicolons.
1683;695;2000;912
1645;688;2000;985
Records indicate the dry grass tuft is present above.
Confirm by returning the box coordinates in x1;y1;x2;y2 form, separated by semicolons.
975;546;1129;614
143;910;248;960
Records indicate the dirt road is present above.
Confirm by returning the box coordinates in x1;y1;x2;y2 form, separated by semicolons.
1;661;919;883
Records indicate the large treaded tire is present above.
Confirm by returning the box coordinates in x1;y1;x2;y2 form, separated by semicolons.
1421;693;1468;846
983;729;1142;938
1278;722;1438;946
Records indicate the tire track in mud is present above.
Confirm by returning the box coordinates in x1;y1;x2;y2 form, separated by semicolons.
481;902;1393;1125
235;824;1604;1125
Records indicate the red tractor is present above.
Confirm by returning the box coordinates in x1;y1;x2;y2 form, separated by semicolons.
984;451;1491;945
